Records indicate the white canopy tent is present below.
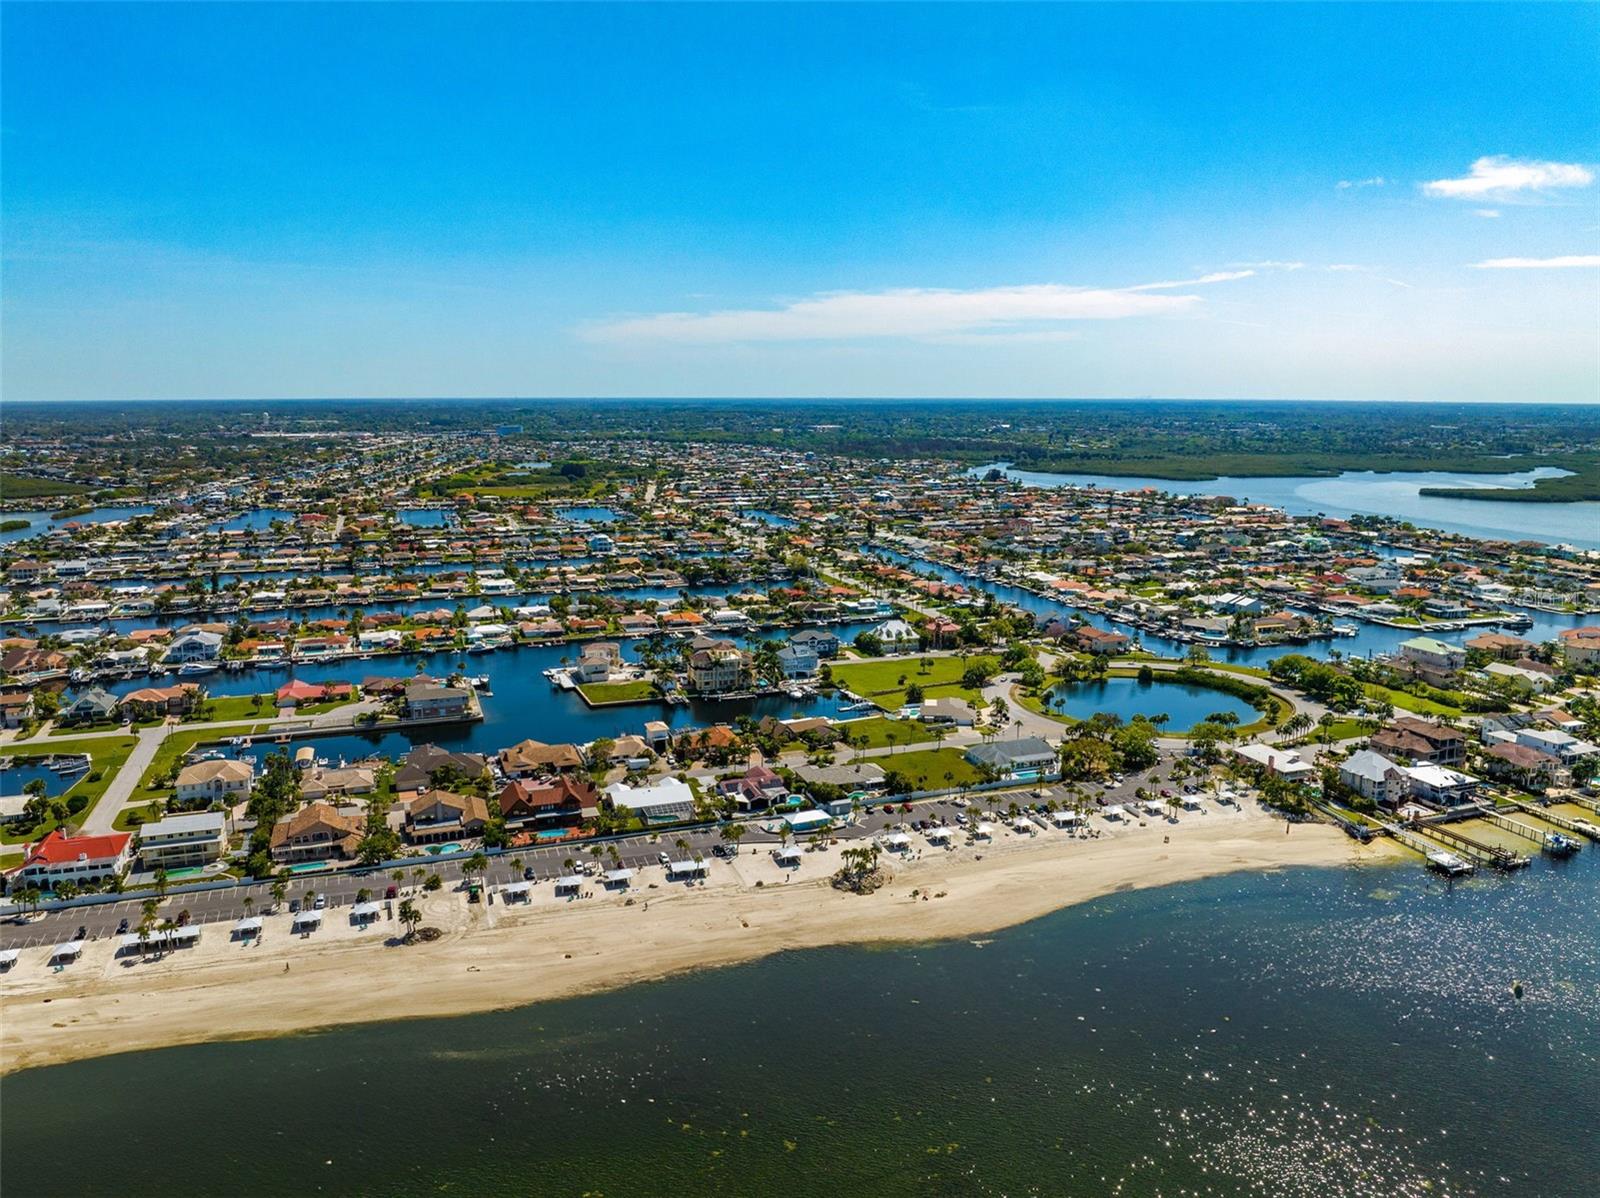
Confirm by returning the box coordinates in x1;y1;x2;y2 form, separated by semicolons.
349;901;383;922
773;845;803;864
1102;804;1127;820
974;822;995;838
1051;810;1083;827
0;947;19;970
233;917;264;937
292;910;323;931
554;875;585;892
603;869;635;887
500;880;533;900
51;940;85;964
1141;800;1167;817
666;860;706;878
884;832;911;850
925;827;954;843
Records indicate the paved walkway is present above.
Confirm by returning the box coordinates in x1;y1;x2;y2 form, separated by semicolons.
81;724;170;835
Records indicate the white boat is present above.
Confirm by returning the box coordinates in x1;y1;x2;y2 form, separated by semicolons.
1331;623;1359;637
177;662;218;675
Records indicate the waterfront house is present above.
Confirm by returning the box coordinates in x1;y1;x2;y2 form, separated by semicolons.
11;830;132;891
137;811;227;869
404;683;470;721
795;760;889;793
576;642;622;682
688;644;750;694
497;739;586;778
1395;637;1466;686
872;618;920;649
1231;743;1316;782
920;697;976;726
1402;763;1479;807
775;644;819;678
1481;743;1564;791
497;777;599;827
402;789;490;844
1369;718;1467;767
59;687;118;724
604;776;695;824
299;765;377;803
0;691;35;729
120;684;202;718
394;745;490;793
789;629;840;659
1338;749;1408;806
268;802;363;863
174;758;255;805
164;630;224;663
1073;625;1131;655
714;765;790;811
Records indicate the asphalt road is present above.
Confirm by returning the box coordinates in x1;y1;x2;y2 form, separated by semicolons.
0;758;1193;951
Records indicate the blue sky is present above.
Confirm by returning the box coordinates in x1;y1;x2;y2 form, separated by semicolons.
4;2;1597;402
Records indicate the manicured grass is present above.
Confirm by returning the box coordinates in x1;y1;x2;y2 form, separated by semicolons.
832;715;940;749
876;747;984;792
0;735;139;844
192;694;276;722
579;680;659;705
1363;683;1462;718
828;654;1000;709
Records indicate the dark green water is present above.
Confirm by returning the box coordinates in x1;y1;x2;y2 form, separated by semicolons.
5;855;1597;1197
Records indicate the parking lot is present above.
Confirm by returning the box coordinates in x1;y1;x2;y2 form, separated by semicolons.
0;773;1181;950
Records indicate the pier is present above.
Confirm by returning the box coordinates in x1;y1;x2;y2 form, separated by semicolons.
1477;808;1582;856
1505;800;1600;843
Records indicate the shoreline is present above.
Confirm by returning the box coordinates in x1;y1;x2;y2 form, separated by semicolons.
0;806;1388;1074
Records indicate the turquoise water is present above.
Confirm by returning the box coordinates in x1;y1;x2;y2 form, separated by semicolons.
424;842;464;855
6;855;1595;1196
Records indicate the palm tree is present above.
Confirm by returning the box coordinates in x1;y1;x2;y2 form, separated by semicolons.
153;866;170;900
270;879;288;911
397;898;421;940
720;822;746;855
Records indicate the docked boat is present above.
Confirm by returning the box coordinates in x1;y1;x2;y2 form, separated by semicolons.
1331;623;1359;637
1545;833;1581;858
177;661;218;675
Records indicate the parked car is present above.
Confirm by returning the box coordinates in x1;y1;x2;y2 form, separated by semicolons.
289;899;301;913
384;885;398;899
658;851;671;865
523;867;536;880
313;896;327;910
116;917;130;935
75;924;88;941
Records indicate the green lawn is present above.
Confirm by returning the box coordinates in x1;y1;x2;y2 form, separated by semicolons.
193;694;275;722
829;654;1000;709
1363;683;1463;718
0;734;139;844
832;715;940;749
876;747;984;792
579;680;659;705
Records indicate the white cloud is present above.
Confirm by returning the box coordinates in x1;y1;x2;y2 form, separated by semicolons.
1228;260;1305;271
1326;264;1367;272
1422;156;1594;199
1473;209;1501;219
583;272;1252;344
1336;176;1387;190
1470;255;1600;269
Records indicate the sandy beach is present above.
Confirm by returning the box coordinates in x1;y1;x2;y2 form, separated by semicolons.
0;805;1385;1073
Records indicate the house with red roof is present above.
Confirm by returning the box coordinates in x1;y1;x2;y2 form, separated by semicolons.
10;829;132;891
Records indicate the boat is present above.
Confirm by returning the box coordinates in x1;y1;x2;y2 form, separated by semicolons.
177;661;218;675
468;674;492;690
1331;623;1359;637
1545;833;1581;858
1425;849;1474;876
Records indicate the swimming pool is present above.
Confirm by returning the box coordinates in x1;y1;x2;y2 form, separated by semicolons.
426;842;465;856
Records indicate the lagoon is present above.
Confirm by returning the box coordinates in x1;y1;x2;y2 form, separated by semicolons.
1047;673;1256;730
972;463;1600;549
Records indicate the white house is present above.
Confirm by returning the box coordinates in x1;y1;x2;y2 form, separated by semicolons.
174;759;255;805
605;776;695;824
